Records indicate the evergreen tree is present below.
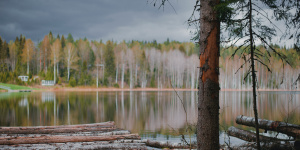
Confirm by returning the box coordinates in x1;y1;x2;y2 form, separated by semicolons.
3;41;9;62
49;31;54;44
0;37;3;62
61;35;66;48
219;0;292;148
88;49;95;69
67;33;74;43
104;40;116;83
15;35;25;75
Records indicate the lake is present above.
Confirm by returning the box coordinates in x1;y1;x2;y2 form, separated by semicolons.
0;91;299;146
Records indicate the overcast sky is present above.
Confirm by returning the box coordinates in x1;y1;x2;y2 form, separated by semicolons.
0;0;196;43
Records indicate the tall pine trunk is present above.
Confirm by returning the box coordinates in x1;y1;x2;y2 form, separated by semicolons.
249;0;261;149
197;0;220;149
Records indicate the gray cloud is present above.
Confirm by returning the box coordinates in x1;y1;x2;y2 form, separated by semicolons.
0;0;196;43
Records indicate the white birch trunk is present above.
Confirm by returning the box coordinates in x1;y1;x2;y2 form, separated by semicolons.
57;62;59;77
130;67;133;89
135;64;138;84
121;64;124;88
67;62;70;81
54;49;56;84
115;63;118;83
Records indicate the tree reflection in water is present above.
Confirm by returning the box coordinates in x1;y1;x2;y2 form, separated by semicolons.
0;91;299;145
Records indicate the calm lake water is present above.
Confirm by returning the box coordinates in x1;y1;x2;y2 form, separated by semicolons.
0;91;299;145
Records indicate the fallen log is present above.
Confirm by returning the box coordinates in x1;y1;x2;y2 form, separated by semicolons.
0;134;140;145
0;130;131;138
228;126;294;150
0;121;115;130
236;115;300;138
0;141;147;149
144;139;196;149
0;126;116;134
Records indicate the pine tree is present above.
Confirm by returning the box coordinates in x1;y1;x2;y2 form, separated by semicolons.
67;33;74;43
219;0;291;149
61;35;66;49
0;37;3;62
104;40;116;84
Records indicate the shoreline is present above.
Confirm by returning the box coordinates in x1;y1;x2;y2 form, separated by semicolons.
1;85;300;92
6;87;300;92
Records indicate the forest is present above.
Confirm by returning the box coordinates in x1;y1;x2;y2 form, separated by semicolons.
0;32;299;90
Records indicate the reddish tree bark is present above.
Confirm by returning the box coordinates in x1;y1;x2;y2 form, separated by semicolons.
197;0;220;149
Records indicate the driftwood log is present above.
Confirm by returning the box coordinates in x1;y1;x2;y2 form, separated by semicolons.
0;121;147;149
0;122;116;134
0;121;195;149
1;130;131;138
0;141;147;149
236;115;300;138
0;127;116;134
0;134;140;145
228;126;280;142
228;126;294;150
0;121;115;130
144;139;196;149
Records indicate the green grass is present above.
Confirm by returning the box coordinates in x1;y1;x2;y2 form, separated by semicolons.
0;83;33;90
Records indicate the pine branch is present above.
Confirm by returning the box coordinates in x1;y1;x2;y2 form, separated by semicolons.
235;57;251;74
229;40;250;59
253;58;272;73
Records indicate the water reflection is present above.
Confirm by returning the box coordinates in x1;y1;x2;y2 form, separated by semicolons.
0;91;299;145
42;92;55;102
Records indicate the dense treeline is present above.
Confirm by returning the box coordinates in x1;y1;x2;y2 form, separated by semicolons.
0;32;299;89
220;45;300;90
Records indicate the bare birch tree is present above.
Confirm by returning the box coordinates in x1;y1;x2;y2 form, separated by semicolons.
64;42;79;81
21;39;35;75
51;39;61;83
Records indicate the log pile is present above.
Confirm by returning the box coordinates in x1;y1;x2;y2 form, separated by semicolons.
227;115;300;150
0;122;193;149
0;122;147;149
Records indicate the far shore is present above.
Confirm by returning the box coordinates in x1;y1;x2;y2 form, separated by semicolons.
1;82;300;92
2;86;299;92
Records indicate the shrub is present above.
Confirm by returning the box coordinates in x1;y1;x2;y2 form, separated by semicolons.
16;78;23;85
69;77;76;87
57;79;62;85
150;75;155;88
113;83;119;88
103;77;108;87
29;73;32;79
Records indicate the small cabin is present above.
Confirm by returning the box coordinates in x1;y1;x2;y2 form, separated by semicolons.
18;76;29;82
41;80;55;86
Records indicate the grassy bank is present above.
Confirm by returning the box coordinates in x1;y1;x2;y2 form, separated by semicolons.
0;83;38;90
